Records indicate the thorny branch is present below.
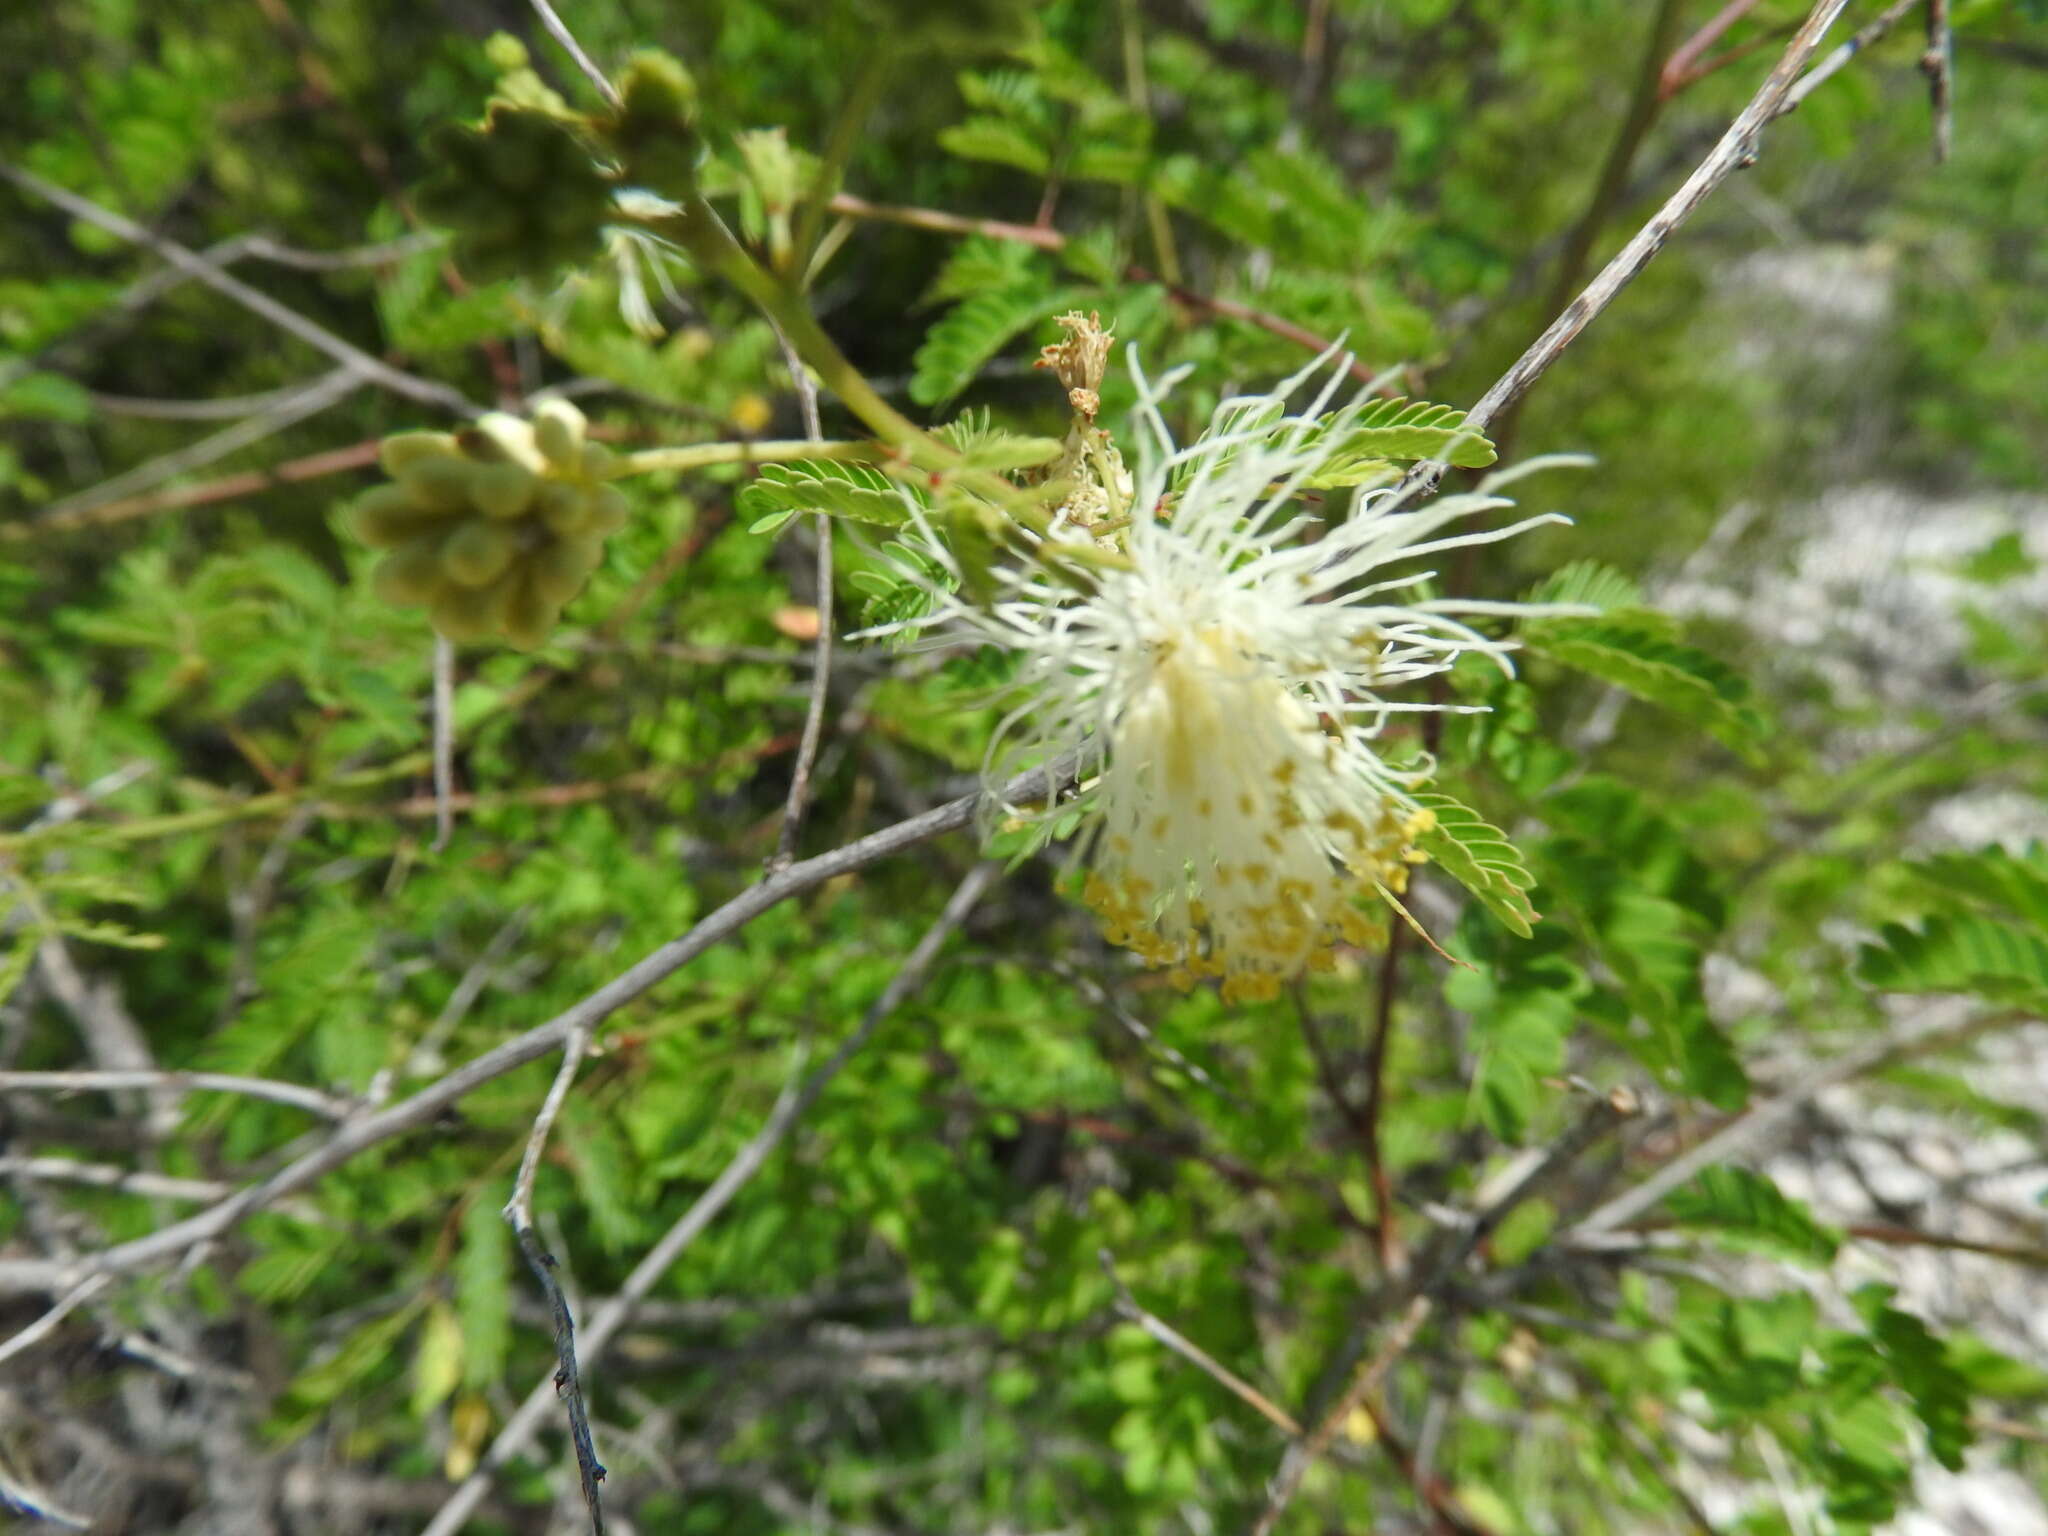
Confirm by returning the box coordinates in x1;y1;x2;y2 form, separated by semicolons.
1924;0;1954;163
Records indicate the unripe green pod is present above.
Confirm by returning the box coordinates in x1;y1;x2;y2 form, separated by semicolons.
586;485;629;536
529;534;605;605
469;461;538;519
535;480;594;536
378;432;463;478
373;537;447;607
578;441;615;478
430;579;509;641
443;520;520;588
499;571;560;649
532;399;587;468
396;454;476;511
350;485;446;549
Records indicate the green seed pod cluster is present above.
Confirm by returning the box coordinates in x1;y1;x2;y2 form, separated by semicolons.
416;106;615;284
348;400;627;649
604;50;700;195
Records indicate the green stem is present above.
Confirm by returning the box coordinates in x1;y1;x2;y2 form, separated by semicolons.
1;754;432;855
791;48;895;277
640;195;936;456
634;194;1134;583
608;439;880;478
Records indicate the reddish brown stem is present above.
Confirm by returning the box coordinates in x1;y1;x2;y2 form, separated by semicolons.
825;193;1395;390
1360;923;1407;1273
1660;0;1765;99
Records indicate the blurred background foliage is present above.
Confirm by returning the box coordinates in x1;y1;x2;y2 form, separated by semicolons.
3;1;2048;1533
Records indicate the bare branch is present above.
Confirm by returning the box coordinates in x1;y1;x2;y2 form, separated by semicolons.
769;324;834;872
0;766;1062;1301
1248;1296;1436;1536
36;366;365;524
1777;0;1920;114
1401;0;1855;497
0;1274;110;1370
527;0;623;111
0;159;479;419
1100;1250;1303;1436
0;1466;89;1531
87;377;366;420
421;861;1001;1536
1923;0;1954;163
1571;1011;2017;1238
500;1019;608;1533
1661;0;1766;98
0;1156;232;1204
8;439;383;540
0;1069;350;1120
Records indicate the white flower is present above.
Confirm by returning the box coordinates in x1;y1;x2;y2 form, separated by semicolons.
887;351;1583;1000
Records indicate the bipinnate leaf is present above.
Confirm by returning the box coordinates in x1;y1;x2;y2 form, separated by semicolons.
1415;791;1538;937
1522;618;1765;760
1857;913;2048;1008
738;461;915;533
1662;1166;1840;1266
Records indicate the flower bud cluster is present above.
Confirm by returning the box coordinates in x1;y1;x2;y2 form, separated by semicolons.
348;401;626;648
418;107;616;284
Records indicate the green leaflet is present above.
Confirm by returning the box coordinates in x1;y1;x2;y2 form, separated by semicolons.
1857;912;2048;1008
273;1297;427;1439
1176;397;1496;495
1414;790;1538;937
1662;1166;1841;1267
936;406;1063;473
737;461;915;534
0;937;31;1010
1851;1287;1974;1472
1302;396;1498;480
1905;844;2048;930
924;237;1041;305
410;1301;465;1418
1521;558;1651;616
0;369;94;423
937;116;1052;175
1522;618;1766;760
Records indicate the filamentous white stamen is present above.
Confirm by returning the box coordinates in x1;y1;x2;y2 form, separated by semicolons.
876;348;1583;999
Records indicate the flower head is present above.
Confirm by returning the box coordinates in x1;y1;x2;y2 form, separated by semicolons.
889;351;1578;999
